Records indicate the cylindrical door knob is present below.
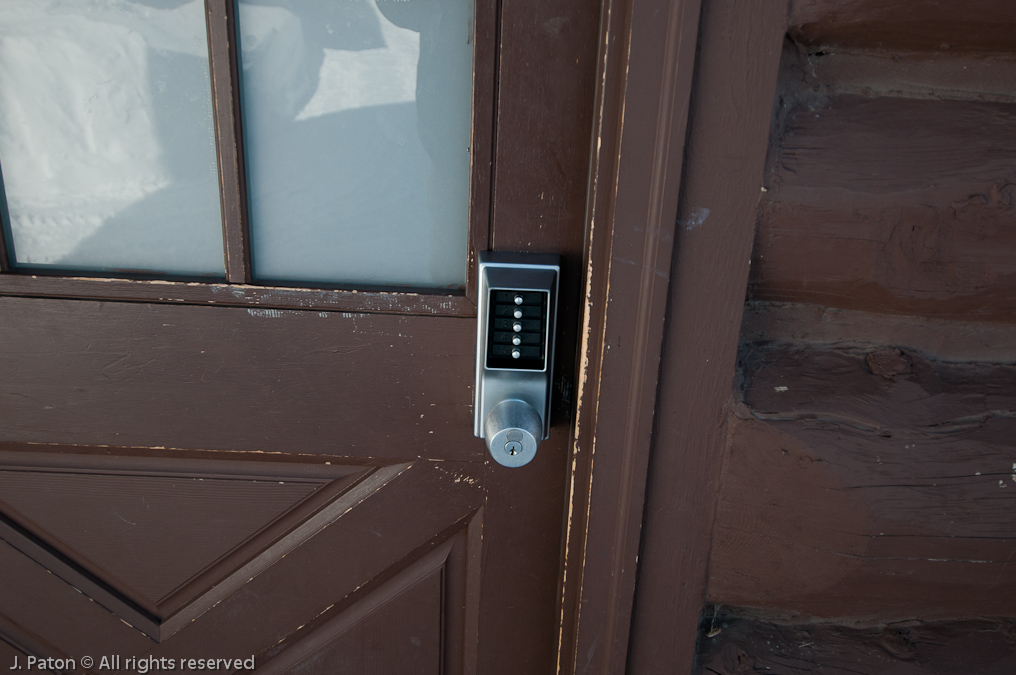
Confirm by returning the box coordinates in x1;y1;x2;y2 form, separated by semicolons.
483;399;543;467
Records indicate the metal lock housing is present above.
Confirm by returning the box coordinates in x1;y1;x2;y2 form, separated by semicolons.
474;251;559;467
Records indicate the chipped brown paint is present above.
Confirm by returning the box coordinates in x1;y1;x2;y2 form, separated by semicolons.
0;274;474;316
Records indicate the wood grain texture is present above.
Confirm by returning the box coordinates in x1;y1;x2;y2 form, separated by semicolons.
557;0;702;672
696;613;1016;675
625;1;788;673
788;0;1016;53
742;301;1016;364
708;345;1016;620
753;95;1016;322
0;297;477;458
804;50;1016;105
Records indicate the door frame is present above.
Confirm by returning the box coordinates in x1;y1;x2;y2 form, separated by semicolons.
558;0;703;672
559;1;789;673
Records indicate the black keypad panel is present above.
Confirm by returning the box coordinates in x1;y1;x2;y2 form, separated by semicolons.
486;289;548;370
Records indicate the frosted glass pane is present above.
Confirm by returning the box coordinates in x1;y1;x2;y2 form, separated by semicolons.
238;0;472;288
0;0;224;277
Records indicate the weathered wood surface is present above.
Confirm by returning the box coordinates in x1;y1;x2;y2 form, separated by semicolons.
0;296;477;458
752;95;1016;323
0;1;601;672
805;50;1016;105
0;274;475;316
696;612;1016;675
558;0;702;670
0;457;484;667
490;0;599;425
626;0;788;672
789;0;1016;53
695;1;1016;672
478;2;601;673
742;301;1016;364
708;344;1016;620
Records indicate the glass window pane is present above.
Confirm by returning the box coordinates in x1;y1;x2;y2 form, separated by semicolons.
238;0;472;288
0;0;224;277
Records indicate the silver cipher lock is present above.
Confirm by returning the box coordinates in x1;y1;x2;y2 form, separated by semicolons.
474;251;560;467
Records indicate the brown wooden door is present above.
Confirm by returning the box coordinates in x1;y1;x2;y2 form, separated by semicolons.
0;2;600;674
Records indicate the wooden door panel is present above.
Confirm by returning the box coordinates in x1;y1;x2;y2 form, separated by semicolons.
0;539;155;662
0;638;30;674
0;290;560;674
0;451;482;673
149;461;481;656
0;469;321;611
0;296;477;459
266;563;444;675
0;449;378;635
257;532;477;675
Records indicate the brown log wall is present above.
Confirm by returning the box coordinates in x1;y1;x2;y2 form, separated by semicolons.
789;0;1016;53
696;612;1016;675
690;1;1016;672
752;70;1016;323
709;344;1016;620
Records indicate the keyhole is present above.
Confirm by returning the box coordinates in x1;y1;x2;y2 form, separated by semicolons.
505;441;524;456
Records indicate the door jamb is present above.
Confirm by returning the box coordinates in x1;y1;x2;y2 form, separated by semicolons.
559;0;791;673
557;1;704;673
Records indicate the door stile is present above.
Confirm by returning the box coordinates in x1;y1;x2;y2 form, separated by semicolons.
204;0;251;284
479;0;603;671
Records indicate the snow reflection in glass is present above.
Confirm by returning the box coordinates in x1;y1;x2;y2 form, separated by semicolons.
238;0;472;289
0;0;224;276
